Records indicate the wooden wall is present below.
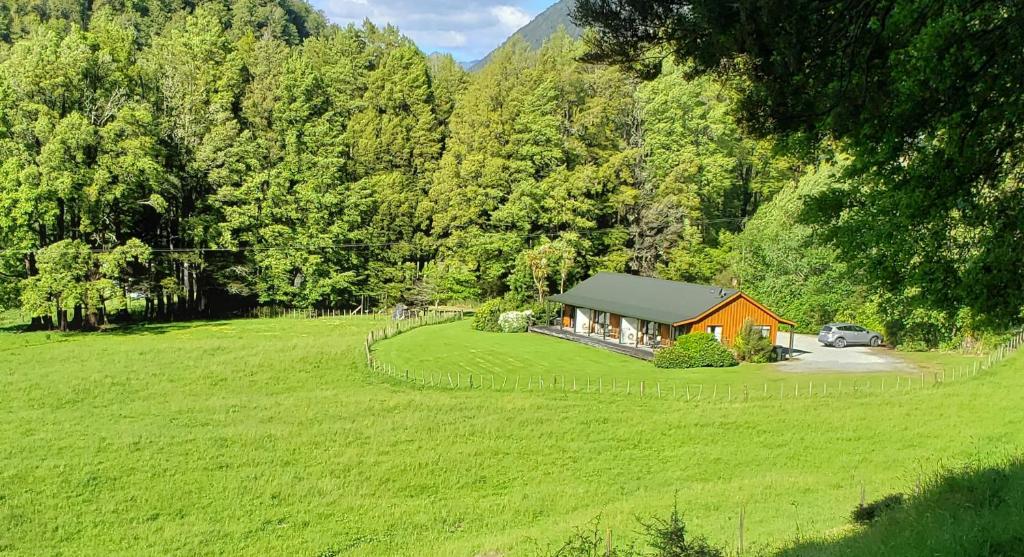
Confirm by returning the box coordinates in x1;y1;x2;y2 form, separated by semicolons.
686;295;782;345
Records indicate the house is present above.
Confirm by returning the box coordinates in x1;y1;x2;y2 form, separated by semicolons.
547;272;796;354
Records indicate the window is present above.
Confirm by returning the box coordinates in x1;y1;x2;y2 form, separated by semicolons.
706;325;723;342
755;325;771;338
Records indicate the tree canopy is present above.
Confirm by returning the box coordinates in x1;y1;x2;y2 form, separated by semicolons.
575;0;1024;331
0;4;802;330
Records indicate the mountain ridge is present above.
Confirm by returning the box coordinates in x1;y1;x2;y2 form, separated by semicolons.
470;0;581;70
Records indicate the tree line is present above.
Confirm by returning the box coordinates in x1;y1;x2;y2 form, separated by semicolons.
0;0;814;331
0;0;1003;348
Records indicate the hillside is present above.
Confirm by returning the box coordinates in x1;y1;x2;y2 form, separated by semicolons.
1;314;1016;555
471;0;582;70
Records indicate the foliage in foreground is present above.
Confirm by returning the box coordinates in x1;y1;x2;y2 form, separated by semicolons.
554;503;723;557
653;333;737;369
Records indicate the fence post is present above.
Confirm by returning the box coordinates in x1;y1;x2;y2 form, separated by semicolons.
738;506;745;556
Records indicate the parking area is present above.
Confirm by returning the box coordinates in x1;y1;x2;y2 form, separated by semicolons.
776;333;914;373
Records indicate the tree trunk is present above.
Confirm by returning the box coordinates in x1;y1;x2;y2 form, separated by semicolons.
166;293;175;320
70;304;84;330
23;252;47;331
56;307;68;331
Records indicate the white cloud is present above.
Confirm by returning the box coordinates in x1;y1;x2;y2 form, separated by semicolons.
490;5;532;32
310;0;550;61
412;29;469;48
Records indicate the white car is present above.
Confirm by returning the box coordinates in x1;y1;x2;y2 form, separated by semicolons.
818;323;883;348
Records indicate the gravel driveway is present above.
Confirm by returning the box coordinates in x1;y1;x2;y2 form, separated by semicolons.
775;333;914;373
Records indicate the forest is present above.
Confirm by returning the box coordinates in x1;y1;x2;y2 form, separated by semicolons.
0;0;1015;348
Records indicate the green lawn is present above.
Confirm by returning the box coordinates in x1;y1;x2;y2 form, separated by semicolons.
374;320;979;397
1;316;1020;556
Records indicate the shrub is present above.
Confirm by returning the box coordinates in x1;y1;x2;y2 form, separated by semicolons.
554;502;724;557
472;299;506;332
896;340;929;352
525;301;560;326
733;318;775;363
851;493;905;524
498;310;532;333
654;333;738;369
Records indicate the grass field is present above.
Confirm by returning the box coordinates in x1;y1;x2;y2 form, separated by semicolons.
1;315;1021;556
374;320;978;395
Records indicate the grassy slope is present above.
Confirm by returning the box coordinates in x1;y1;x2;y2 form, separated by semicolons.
375;320;978;394
0;316;1019;556
777;456;1024;556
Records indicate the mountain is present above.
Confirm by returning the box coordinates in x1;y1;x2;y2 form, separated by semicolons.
470;0;582;70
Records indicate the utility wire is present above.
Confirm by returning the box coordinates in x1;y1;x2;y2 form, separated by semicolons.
0;217;751;255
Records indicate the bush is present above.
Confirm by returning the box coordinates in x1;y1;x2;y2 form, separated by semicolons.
733;318;776;363
554;502;724;557
471;298;506;332
896;340;929;352
654;333;738;369
851;493;905;524
498;310;532;333
525;301;560;326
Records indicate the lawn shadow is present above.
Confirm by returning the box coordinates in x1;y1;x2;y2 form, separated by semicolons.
773;456;1024;557
101;319;240;336
0;319;239;337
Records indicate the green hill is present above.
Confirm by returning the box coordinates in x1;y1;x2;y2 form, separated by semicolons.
471;0;582;70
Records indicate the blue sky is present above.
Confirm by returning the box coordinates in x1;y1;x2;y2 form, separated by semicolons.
308;0;557;61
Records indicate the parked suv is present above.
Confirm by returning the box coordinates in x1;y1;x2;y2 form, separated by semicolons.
818;323;883;348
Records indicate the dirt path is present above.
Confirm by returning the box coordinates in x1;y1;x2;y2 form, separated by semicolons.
776;333;915;373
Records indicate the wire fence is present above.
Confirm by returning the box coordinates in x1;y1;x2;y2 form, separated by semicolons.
243;306;377;319
365;318;1024;404
363;310;465;366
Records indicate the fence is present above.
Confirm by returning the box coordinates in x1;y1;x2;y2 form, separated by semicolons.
363;310;465;367
366;322;1024;404
244;306;377;319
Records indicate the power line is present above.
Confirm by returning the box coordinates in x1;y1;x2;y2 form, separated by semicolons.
0;217;751;255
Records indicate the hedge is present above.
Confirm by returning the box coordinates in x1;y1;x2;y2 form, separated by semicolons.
653;332;738;369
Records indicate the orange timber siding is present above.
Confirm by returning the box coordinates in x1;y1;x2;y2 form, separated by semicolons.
561;305;573;328
609;314;622;340
684;294;781;346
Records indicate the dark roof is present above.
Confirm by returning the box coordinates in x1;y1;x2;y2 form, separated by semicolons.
548;273;739;324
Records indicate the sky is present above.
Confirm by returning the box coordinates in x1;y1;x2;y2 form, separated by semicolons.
308;0;557;62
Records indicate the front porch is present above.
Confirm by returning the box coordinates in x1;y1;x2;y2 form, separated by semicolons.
529;325;656;360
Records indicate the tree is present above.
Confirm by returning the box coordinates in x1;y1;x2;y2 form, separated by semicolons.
731;161;880;333
575;0;1024;326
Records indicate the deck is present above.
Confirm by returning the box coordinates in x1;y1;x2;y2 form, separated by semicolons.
529;325;655;360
